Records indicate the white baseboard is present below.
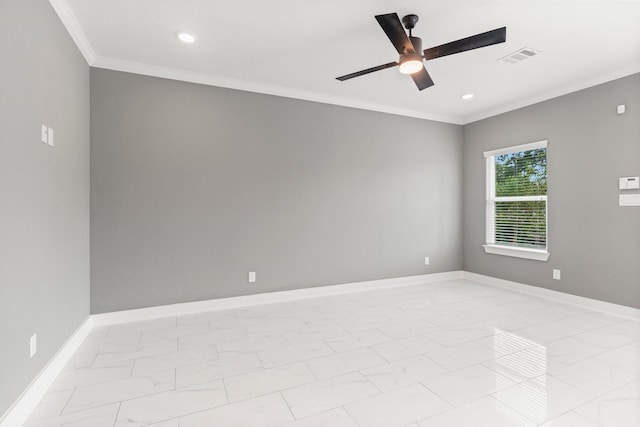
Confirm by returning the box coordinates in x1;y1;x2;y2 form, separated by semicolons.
0;316;93;427
463;271;640;320
92;271;464;327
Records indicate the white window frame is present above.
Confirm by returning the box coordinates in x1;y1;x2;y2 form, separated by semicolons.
483;140;549;261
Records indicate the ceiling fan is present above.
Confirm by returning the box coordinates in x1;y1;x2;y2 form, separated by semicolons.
336;13;506;91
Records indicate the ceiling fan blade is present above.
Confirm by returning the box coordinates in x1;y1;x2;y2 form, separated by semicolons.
410;66;435;91
423;27;506;60
375;13;415;54
336;61;399;81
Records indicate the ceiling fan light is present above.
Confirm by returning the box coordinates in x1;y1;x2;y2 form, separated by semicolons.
398;55;423;74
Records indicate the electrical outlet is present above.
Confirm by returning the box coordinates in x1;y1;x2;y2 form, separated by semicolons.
248;271;256;283
41;125;48;144
424;257;430;266
30;334;37;358
553;269;561;280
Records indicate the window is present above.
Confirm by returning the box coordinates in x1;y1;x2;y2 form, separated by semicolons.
483;140;549;261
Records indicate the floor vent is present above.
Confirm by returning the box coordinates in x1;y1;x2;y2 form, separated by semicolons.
499;47;540;64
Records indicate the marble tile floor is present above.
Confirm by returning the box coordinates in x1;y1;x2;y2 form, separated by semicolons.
24;278;640;427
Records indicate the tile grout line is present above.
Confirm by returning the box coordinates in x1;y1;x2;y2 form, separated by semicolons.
58;387;77;417
149;392;287;425
31;400;121;425
221;377;230;405
56;388;75;420
278;391;296;422
56;371;178;417
112;402;122;427
546;359;640;395
415;378;458;409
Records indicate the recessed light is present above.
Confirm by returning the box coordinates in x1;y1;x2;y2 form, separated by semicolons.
461;93;475;100
176;31;197;44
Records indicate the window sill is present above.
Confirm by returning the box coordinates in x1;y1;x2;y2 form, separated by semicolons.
483;244;550;261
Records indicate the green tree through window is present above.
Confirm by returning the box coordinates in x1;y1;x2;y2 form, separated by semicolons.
495;149;547;197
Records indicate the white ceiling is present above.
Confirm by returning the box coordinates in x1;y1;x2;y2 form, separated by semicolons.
52;0;640;124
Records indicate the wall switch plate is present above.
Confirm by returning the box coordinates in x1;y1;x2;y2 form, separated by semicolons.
619;176;639;190
47;127;54;147
30;334;37;358
424;257;430;266
248;271;256;283
617;104;626;114
41;125;48;144
553;269;561;280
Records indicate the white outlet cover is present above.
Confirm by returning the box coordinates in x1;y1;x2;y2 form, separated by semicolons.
553;269;561;280
248;271;256;283
41;125;48;143
619;194;640;206
30;334;37;358
424;257;430;265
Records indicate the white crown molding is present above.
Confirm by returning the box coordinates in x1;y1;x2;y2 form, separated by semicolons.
90;53;640;126
462;63;640;124
89;55;462;124
92;271;464;327
49;0;96;64
463;271;640;320
0;317;93;427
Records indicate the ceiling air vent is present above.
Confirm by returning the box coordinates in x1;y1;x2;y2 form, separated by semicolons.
499;47;540;64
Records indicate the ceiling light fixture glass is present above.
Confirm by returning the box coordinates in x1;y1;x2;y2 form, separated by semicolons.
461;93;475;100
398;54;423;75
176;31;197;43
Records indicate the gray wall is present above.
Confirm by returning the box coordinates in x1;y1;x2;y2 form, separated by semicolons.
90;68;463;313
0;0;90;418
463;73;640;309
